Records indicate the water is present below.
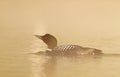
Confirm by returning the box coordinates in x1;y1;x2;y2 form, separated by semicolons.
0;33;120;77
29;55;120;77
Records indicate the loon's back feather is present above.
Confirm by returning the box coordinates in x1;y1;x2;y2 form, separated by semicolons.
52;45;83;52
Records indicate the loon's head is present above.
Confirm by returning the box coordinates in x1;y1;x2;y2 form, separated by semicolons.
34;34;57;49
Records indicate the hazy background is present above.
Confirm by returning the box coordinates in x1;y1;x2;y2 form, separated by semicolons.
1;0;120;77
1;0;120;53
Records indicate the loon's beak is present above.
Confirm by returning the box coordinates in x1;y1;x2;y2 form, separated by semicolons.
34;35;43;39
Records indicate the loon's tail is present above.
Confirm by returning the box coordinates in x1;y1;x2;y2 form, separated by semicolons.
34;34;57;49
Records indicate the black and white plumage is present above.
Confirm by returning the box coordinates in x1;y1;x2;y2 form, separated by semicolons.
53;45;82;52
34;34;102;56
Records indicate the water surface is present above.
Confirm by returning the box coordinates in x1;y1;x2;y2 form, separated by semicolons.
0;35;120;77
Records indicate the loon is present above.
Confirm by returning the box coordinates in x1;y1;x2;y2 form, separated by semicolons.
34;34;103;56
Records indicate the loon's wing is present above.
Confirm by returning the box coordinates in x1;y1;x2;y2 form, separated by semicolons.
52;45;83;52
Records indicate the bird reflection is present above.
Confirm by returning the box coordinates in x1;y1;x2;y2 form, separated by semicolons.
29;54;57;77
29;53;102;77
